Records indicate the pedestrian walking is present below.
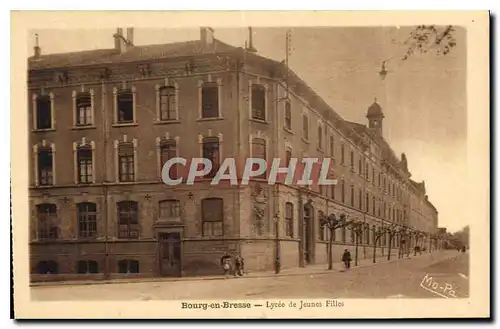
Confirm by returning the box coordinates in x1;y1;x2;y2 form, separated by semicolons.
234;254;244;277
220;252;232;278
342;249;352;270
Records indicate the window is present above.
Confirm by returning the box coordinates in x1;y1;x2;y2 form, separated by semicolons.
378;172;381;187
77;202;97;239
342;226;346;242
318;211;326;241
202;137;220;178
302;114;309;140
37;203;58;240
341;180;345;203
285;202;293;237
372;196;376;215
285;148;292;167
330;184;335;200
372;225;376;245
358;189;363;209
284;102;291;130
329;135;334;157
117;201;139;239
350;185;354;206
202;82;219;118
35;95;52;130
358;158;362;176
77;260;99;274
118;142;135;182
38;147;53;186
350;151;354;169
77;146;93;184
159;87;176;121
341;144;345;164
317;125;323;149
251;138;267;178
118;259;139;274
160;140;177;179
202;198;223;236
251;84;266;120
76;92;92;126
36;260;59;274
159;200;180;219
117;89;134;123
365;193;370;212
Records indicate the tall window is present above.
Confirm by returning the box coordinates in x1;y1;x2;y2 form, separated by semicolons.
329;135;335;157
77;146;93;184
117;201;139;239
38;147;53;186
159;200;180;219
118;259;139;274
77;260;99;274
302;114;309;140
372;196;376;215
201;198;223;237
331;184;335;200
318;211;326;241
76;92;92;126
358;189;363;209
317;125;323;149
77;202;97;239
251;84;266;120
251;138;267;179
366;192;370;212
365;163;369;179
358;158;362;176
36;95;52;130
160;140;177;179
350;151;354;169
372;168;375;184
201;82;219;118
350;185;355;206
118;142;134;182
285;202;294;237
202;137;220;178
160;87;176;121
341;180;345;203
378;172;381;187
37;203;58;240
117;89;134;123
285;148;292;167
341;144;345;164
284;102;292;130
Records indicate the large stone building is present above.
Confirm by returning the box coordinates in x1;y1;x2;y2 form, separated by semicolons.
28;27;439;281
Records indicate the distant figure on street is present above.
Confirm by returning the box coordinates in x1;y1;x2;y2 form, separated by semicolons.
220;252;232;278
234;254;244;277
342;249;352;270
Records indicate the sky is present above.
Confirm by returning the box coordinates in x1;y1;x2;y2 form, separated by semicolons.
29;26;467;232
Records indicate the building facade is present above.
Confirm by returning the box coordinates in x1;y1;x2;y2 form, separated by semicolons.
28;27;439;281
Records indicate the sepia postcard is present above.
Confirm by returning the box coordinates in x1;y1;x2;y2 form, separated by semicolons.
11;11;490;319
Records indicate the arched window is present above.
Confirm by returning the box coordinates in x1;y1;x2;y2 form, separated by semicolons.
77;202;97;239
117;201;139;238
284;202;294;237
201;198;223;237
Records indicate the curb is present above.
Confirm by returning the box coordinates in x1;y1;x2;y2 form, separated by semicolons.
30;251;454;288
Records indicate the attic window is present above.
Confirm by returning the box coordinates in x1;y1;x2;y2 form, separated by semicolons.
117;89;134;123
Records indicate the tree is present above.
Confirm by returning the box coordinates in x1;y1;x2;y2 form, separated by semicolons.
386;223;399;261
400;25;457;61
372;226;385;263
348;220;365;266
397;227;409;259
320;213;350;270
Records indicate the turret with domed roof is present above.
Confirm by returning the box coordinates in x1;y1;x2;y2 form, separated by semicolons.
366;98;384;135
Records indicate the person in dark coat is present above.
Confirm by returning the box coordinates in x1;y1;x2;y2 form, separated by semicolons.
234;254;244;276
220;252;232;278
342;249;352;269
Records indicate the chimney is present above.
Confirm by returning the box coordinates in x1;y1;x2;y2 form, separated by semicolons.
200;27;215;47
113;28;127;53
126;27;134;47
33;33;41;58
246;27;257;53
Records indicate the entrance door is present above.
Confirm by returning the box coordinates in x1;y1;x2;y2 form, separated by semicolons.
159;232;181;277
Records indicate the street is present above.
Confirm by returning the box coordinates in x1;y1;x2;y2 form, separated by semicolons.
31;251;469;300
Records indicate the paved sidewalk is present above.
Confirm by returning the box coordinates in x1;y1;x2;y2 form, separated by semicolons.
31;250;455;288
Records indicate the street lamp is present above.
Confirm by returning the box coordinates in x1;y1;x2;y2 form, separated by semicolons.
273;211;281;274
